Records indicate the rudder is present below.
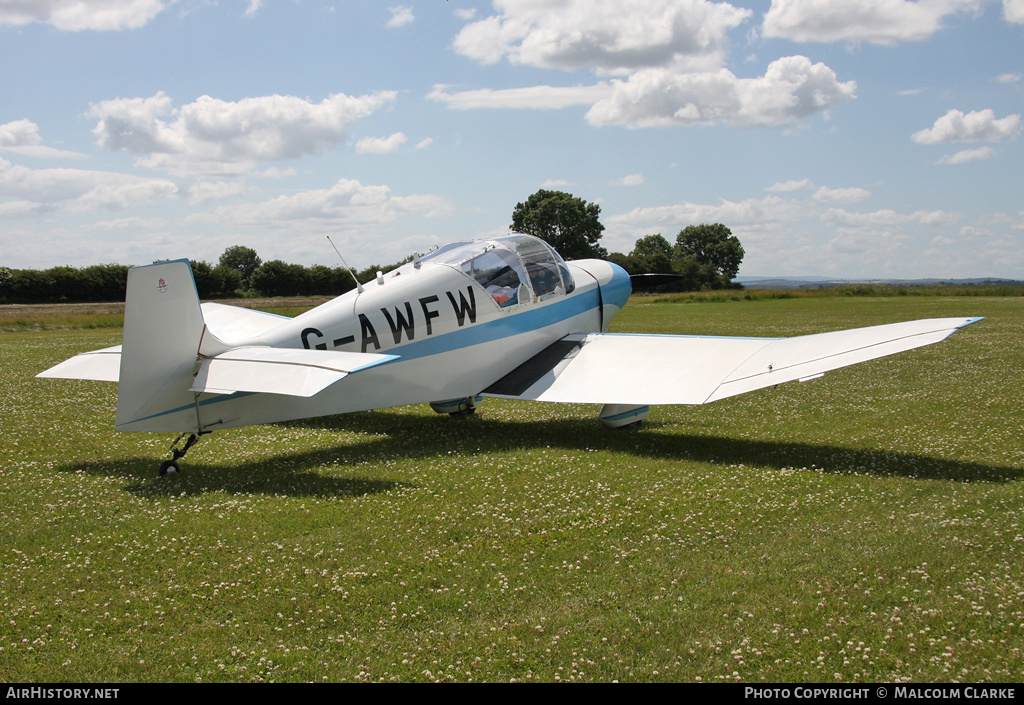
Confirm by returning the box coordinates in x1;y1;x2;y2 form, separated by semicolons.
115;260;209;432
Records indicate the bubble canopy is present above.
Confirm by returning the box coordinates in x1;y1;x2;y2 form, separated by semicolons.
421;234;575;306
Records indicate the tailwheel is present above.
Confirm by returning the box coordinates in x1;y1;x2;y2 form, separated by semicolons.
158;431;207;477
159;459;180;476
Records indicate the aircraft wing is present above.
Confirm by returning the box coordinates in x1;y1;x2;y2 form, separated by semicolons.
483;317;982;405
189;347;398;397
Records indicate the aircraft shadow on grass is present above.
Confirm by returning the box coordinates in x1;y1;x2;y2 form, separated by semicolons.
54;409;1022;499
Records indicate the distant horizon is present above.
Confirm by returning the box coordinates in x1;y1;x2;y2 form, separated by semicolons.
5;258;1022;289
735;274;1024;284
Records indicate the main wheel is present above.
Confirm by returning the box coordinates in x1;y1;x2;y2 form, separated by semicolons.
159;459;180;476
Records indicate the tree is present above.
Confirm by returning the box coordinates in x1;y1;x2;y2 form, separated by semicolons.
249;260;311;297
218;245;262;289
630;234;674;274
510;190;607;260
190;260;241;299
0;267;11;301
675;223;744;282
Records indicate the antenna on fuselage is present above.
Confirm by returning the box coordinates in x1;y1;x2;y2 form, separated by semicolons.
326;236;364;294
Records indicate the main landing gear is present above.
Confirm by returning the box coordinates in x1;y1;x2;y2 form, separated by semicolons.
429;396;482;417
159;432;208;476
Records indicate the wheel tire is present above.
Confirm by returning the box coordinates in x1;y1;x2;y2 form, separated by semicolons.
159;459;180;477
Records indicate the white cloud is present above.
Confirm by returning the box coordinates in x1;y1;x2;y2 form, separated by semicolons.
1005;0;1024;23
540;179;576;188
194;177;452;228
0;156;178;215
911;108;1022;144
767;178;815;192
960;225;992;237
0;119;43;149
428;83;612;110
0;0;166;31
612;173;645;187
994;73;1021;84
89;91;397;176
188;180;250;206
244;0;262;18
585;56;856;128
937;146;997;164
354;132;408;154
85;216;168;231
453;0;752;74
608;195;802;228
415;137;433;150
442;4;854;130
826;228;908;258
254;166;298;179
0;119;85;159
821;207;957;227
386;5;414;28
813;185;870;203
763;0;984;45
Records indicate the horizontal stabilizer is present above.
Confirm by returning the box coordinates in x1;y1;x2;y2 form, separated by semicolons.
190;347;398;397
484;317;981;406
37;345;122;382
200;302;290;343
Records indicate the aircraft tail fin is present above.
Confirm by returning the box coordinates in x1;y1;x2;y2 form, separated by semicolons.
115;260;209;432
112;260;399;433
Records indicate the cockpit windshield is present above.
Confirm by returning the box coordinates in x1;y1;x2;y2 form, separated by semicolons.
421;234;575;306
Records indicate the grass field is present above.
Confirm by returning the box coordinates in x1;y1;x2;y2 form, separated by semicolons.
1;295;1021;682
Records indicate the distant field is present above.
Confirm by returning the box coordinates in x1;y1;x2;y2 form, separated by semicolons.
0;298;328;332
1;295;1021;682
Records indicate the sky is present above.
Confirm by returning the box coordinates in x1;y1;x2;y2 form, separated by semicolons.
1;0;1022;279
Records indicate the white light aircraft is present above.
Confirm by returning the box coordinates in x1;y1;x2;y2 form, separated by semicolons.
38;234;981;475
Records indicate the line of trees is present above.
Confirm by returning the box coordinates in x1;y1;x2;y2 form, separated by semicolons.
1;190;744;304
0;263;133;304
0;250;410;304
